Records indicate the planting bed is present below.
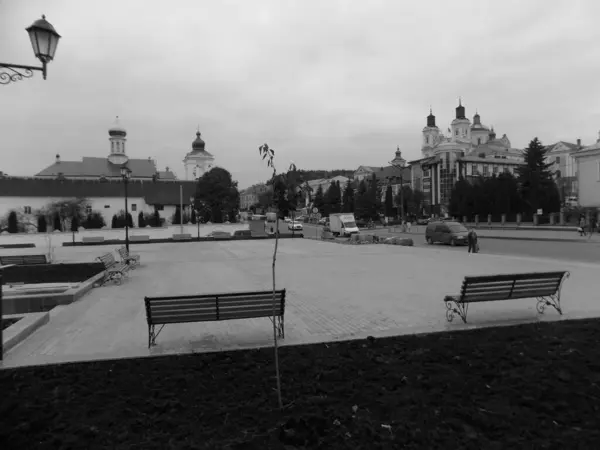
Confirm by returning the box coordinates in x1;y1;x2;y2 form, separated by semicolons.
1;317;20;331
1;319;600;449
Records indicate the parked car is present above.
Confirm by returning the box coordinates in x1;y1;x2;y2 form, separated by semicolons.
318;217;327;225
284;217;292;223
425;221;469;246
288;221;303;231
416;216;431;225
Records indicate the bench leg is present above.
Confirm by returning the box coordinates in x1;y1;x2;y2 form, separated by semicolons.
277;315;285;339
445;299;468;324
536;294;563;315
148;324;165;348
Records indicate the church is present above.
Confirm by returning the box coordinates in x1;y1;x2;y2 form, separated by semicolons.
0;118;218;228
415;101;524;216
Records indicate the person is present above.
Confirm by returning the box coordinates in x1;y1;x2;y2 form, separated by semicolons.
579;216;586;236
467;227;478;254
406;219;412;234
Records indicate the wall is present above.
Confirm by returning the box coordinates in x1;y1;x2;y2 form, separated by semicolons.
578;154;600;207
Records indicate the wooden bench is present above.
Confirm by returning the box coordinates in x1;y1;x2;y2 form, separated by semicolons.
130;235;150;242
82;236;105;243
444;271;570;324
96;252;131;285
144;289;286;348
0;254;48;266
117;246;141;268
172;233;192;241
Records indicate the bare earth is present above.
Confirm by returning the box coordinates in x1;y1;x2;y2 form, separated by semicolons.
2;238;599;368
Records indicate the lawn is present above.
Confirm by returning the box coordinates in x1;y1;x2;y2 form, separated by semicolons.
1;319;600;449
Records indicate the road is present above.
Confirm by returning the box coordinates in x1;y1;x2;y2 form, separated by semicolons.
301;223;600;264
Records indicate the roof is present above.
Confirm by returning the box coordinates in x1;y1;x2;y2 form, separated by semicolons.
365;165;411;181
36;157;159;178
545;141;580;152
157;170;176;180
0;177;197;205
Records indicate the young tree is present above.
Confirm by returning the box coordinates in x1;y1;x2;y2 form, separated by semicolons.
37;215;47;233
342;181;355;213
354;179;369;219
172;206;182;225
517;137;560;214
384;185;394;217
8;211;18;233
111;214;118;229
70;215;79;232
53;212;62;231
258;143;298;410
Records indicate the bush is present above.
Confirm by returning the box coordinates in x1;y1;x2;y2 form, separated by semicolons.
83;212;106;229
8;211;18;233
152;210;161;227
191;210;197;224
37;215;47;233
171;208;191;225
53;212;62;232
138;211;145;228
112;211;134;229
70;216;79;232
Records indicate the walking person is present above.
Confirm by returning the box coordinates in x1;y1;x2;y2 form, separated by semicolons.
407;219;412;234
579;216;586;237
467;227;479;254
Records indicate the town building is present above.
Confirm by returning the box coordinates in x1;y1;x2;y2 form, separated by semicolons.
239;183;270;210
0;118;219;228
544;140;582;201
416;101;524;216
573;132;600;208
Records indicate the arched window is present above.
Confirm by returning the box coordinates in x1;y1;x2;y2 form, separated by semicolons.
477;138;481;145
122;142;125;153
111;142;115;152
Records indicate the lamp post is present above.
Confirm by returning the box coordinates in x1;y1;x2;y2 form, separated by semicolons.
388;162;405;220
120;166;132;251
1;15;61;85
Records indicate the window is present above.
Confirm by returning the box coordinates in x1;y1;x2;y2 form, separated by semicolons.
104;205;110;208
477;138;481;145
156;205;164;211
455;129;459;136
493;165;498;174
483;165;489;176
24;206;32;214
597;161;600;181
426;136;429;144
471;164;477;175
86;205;92;214
555;156;560;164
131;204;137;212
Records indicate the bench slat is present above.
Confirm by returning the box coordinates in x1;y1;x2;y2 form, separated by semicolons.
146;291;285;302
464;282;560;295
151;314;219;324
463;272;566;284
219;305;283;314
150;299;281;312
151;304;283;315
218;311;282;321
463;278;562;289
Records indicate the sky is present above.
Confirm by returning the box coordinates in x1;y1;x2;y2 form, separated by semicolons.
1;0;599;189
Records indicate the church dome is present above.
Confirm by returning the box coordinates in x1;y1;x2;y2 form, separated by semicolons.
108;116;126;137
192;131;205;151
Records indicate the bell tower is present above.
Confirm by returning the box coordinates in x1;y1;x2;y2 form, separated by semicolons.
108;116;129;165
422;107;441;156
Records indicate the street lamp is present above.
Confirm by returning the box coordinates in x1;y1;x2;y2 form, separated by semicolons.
120;166;132;251
190;196;200;240
0;15;61;85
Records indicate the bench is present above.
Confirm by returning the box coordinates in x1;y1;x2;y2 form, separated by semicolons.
130;235;150;242
172;233;192;241
117;246;140;268
83;236;105;243
233;229;252;238
444;271;570;324
0;254;48;266
96;252;131;285
144;289;286;348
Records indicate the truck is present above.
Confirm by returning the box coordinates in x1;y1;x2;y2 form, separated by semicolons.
329;213;360;237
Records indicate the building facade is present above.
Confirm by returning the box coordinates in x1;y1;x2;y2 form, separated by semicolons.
544;140;582;201
417;102;524;216
239;183;270;210
183;130;215;180
574;132;600;208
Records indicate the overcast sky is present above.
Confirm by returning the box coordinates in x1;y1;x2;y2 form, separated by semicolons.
1;0;599;188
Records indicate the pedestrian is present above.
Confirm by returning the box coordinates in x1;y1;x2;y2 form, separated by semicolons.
467;227;479;254
579;216;586;236
407;219;412;234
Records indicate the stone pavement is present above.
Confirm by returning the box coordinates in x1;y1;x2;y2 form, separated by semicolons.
2;239;600;368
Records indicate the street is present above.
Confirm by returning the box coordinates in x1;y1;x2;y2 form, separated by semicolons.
301;223;600;264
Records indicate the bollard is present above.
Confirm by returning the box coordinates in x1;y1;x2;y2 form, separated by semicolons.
549;213;555;226
533;214;539;226
516;213;522;226
560;212;565;226
475;214;479;228
487;214;492;228
501;214;506;226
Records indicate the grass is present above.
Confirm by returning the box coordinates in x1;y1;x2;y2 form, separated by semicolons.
1;319;600;449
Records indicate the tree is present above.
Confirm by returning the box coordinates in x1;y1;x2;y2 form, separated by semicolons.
325;181;342;214
8;211;18;233
384;185;394;217
37;215;47;233
195;167;240;223
342;181;355;213
53;212;62;231
258;143;298;410
83;212;106;229
70;215;79;232
138;211;146;228
257;190;274;212
354;179;370;219
190;209;197;224
517;137;560;214
313;184;325;215
153;210;161;227
172;206;182;225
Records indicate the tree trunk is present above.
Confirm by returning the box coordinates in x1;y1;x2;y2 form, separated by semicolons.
271;218;283;409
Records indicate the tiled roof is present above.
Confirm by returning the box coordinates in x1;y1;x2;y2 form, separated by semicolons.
35;157;158;178
545;141;579;152
157;170;176;180
367;166;411;181
0;177;197;205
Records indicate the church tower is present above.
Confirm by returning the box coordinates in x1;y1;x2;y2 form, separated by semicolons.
422;108;441;156
107;116;128;165
450;98;471;142
392;146;406;167
183;129;215;180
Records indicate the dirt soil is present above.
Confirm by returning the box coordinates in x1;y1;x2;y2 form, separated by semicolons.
1;319;600;449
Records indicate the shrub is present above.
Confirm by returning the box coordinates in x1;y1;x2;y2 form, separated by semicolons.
152;210;161;227
111;215;118;228
138;211;145;228
83;212;106;229
171;208;190;225
37;215;47;232
111;211;133;228
7;211;18;233
191;209;197;224
53;212;62;232
70;216;79;232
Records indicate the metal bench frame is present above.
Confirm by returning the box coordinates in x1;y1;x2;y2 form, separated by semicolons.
444;271;570;324
117;246;140;269
0;254;48;266
96;252;130;285
144;289;286;348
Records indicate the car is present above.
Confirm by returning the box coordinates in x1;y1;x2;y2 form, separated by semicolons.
284;217;292;223
425;221;469;246
416;217;431;225
294;216;305;223
318;217;327;225
288;221;303;231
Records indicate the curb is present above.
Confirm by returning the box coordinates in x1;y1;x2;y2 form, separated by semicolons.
479;235;600;244
2;312;50;355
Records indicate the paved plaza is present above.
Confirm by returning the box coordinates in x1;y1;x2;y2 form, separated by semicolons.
2;238;600;369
